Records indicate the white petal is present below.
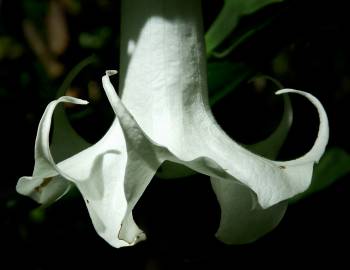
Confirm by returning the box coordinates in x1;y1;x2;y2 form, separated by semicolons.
119;80;328;210
116;0;329;244
210;94;292;244
211;177;287;244
102;72;167;243
17;97;89;205
199;88;328;209
103;72;329;244
17;175;70;205
19;0;330;248
117;0;328;209
123;85;327;209
275;89;329;164
19;72;321;247
17;96;144;247
50;103;90;163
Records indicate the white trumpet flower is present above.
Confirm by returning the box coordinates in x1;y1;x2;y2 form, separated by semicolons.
17;0;329;248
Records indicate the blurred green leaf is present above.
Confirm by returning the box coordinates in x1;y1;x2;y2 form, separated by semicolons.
79;27;112;49
21;0;48;22
205;0;283;56
29;207;46;223
64;0;82;15
208;61;255;105
211;19;271;58
290;148;350;203
56;55;98;97
0;36;24;60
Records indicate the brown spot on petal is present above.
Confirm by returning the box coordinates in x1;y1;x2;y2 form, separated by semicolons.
279;165;286;169
34;177;53;193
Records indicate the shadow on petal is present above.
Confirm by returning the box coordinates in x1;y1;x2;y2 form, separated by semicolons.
211;177;287;244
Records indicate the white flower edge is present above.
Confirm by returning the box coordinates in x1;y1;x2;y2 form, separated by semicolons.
211;93;292;244
17;96;141;248
17;70;328;248
102;72;329;243
105;70;329;207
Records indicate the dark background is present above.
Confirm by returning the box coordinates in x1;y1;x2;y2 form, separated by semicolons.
1;0;349;269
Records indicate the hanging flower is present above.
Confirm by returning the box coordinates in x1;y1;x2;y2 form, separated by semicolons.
17;0;329;248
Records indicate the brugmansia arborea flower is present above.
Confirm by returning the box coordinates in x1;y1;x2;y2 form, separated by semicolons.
17;0;329;248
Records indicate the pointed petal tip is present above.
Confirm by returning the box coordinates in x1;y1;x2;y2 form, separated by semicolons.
78;99;89;105
57;96;89;105
75;99;89;105
275;88;316;98
275;89;292;95
274;88;329;162
106;231;146;248
106;70;118;76
131;231;147;245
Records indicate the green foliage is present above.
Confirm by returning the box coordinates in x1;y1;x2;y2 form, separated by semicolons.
207;61;254;105
29;207;46;223
21;0;48;21
205;0;283;56
290;148;350;203
0;36;24;60
79;27;112;49
210;19;272;58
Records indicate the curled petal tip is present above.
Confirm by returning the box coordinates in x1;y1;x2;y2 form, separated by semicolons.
58;96;89;105
275;89;289;95
106;70;118;76
78;99;89;105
